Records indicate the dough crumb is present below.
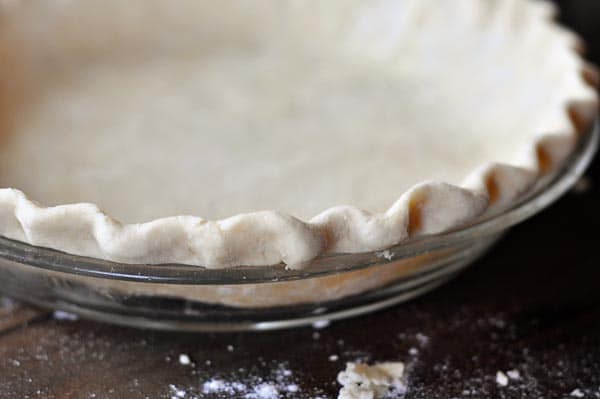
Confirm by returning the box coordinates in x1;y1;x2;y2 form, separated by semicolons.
337;362;405;399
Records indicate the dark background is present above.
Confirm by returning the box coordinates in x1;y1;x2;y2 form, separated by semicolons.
1;1;599;398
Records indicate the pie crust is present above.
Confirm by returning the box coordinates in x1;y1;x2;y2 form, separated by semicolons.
0;0;597;269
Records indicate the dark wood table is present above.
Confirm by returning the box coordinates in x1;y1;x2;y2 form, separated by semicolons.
1;2;599;398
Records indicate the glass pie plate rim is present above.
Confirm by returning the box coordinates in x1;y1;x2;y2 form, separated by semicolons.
0;122;597;287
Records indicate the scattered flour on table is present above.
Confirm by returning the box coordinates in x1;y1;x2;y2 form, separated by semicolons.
169;362;303;399
160;319;598;398
245;383;279;399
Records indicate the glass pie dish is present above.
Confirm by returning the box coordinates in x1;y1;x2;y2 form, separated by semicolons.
0;0;598;331
0;122;596;331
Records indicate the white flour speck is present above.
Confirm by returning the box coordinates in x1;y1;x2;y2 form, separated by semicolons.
415;333;430;347
496;371;509;386
232;382;247;392
178;354;191;366
168;384;186;398
202;379;229;394
227;345;235;352
507;369;520;380
329;355;339;362
312;319;330;329
286;384;299;393
53;310;79;321
376;250;394;261
571;388;585;398
245;383;279;399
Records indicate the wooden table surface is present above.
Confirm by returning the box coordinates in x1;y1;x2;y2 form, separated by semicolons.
1;1;599;398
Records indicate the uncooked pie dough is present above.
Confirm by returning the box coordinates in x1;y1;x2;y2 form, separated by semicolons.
0;0;596;268
0;50;539;223
337;362;405;399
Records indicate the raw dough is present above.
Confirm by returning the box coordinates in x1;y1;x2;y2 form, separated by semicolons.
337;362;405;399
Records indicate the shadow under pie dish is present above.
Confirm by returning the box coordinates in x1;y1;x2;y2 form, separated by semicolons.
0;0;597;328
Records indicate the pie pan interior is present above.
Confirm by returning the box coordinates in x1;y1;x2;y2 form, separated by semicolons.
0;122;596;330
